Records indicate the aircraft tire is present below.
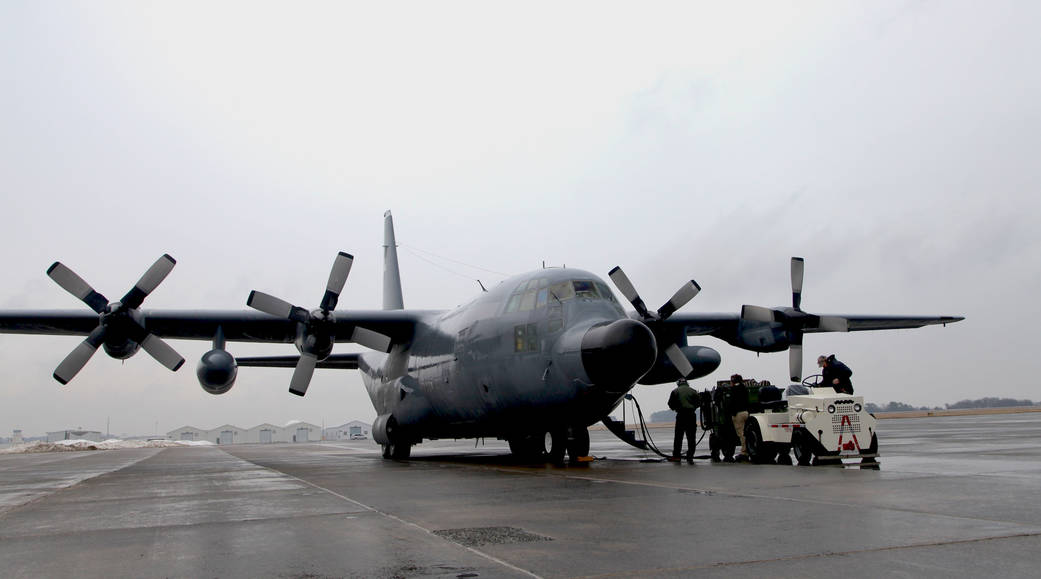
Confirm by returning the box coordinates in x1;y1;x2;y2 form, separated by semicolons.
382;442;411;460
547;429;567;463
792;430;813;466
566;426;590;461
744;420;774;464
509;434;547;462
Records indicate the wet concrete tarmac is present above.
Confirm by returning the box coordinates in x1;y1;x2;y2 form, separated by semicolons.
2;413;1041;578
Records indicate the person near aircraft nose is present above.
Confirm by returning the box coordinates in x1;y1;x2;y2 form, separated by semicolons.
668;378;700;463
817;354;853;394
728;374;750;461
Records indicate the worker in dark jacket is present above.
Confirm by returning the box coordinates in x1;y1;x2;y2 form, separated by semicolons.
818;354;853;394
728;374;751;461
668;378;700;463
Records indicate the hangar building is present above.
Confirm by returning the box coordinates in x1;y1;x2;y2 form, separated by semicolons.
166;421;323;444
323;420;371;440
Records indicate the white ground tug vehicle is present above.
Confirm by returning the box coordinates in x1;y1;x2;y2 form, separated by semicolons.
744;380;879;466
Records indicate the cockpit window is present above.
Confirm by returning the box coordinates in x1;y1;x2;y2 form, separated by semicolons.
595;281;619;305
577;280;602;299
505;277;620;313
549;281;575;301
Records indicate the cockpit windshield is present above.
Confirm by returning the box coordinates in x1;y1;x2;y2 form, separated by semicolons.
504;277;623;313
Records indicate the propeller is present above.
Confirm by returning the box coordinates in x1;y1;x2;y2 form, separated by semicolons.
247;252;392;396
740;257;848;382
46;254;185;385
608;266;701;378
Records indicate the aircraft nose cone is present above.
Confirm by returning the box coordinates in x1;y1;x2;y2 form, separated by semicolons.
581;319;658;388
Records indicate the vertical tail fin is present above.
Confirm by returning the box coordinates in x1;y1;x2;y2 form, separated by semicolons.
382;210;404;310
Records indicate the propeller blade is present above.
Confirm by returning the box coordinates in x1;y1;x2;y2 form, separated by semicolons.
657;280;701;320
350;326;392;353
53;326;107;385
121;254;176;309
319;252;354;312
791;257;804;310
789;343;803;383
664;343;694;378
139;333;186;372
47;262;109;314
608;266;650;318
741;305;780;323
289;353;318;396
817;316;849;332
247;291;310;324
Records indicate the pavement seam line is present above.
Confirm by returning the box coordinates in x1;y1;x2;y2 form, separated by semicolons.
0;448;162;518
223;449;544;579
571;529;1041;578
469;464;1041;530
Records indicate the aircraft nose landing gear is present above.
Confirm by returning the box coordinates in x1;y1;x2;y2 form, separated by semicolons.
509;426;590;464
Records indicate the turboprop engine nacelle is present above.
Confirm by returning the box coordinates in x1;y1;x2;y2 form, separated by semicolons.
197;348;237;395
638;345;721;384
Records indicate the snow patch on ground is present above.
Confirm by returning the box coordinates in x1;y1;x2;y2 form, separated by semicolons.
0;439;215;454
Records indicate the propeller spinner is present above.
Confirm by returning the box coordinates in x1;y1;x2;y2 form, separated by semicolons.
608;266;701;379
247;252;392;396
47;255;185;385
740;257;848;382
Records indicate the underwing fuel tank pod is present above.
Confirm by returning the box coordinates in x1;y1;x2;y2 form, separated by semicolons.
0;210;963;462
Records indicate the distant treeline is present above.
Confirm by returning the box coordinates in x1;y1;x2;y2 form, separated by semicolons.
865;402;938;413
643;397;1038;422
855;398;1036;413
944;397;1036;409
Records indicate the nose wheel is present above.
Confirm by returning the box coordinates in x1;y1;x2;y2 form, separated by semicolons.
509;426;589;463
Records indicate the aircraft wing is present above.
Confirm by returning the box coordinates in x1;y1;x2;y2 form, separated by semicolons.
805;314;964;333
236;353;361;369
0;309;437;344
661;312;963;338
661;313;740;336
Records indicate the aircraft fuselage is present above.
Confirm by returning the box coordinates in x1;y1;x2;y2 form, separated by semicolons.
358;268;703;443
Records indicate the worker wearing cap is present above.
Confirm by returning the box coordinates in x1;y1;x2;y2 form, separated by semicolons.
668;378;700;463
818;354;853;394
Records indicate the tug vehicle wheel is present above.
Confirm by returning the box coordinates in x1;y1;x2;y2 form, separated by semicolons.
744;421;775;464
792;430;813;466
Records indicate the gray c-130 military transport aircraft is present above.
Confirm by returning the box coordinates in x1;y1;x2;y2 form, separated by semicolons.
0;211;962;460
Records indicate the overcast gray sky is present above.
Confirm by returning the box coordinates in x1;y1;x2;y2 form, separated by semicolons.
2;1;1038;437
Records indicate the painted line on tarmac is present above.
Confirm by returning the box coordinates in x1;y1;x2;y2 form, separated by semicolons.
251;459;544;579
457;462;1041;531
570;530;1041;578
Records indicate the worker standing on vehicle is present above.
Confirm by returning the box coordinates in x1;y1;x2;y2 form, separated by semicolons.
729;374;750;461
668;378;700;463
818;354;853;394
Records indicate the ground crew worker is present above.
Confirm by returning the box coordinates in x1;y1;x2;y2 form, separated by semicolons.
668;378;700;463
818;354;853;394
729;374;750;461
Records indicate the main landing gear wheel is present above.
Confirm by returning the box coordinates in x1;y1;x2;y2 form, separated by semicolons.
565;426;590;462
547;429;567;464
508;434;546;462
382;442;411;460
